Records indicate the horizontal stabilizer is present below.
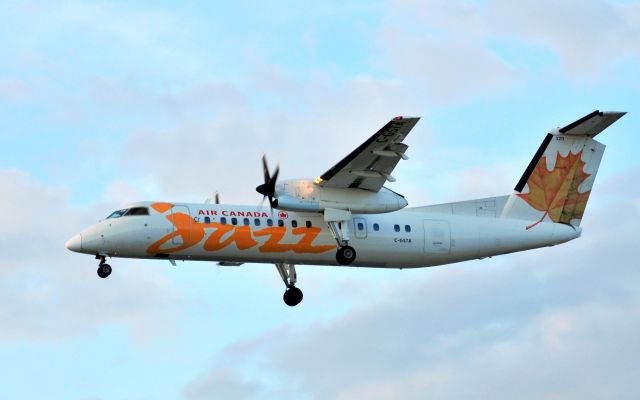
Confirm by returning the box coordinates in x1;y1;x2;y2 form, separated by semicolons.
559;110;626;138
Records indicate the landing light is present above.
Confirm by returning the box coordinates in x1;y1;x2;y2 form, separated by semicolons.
314;177;324;184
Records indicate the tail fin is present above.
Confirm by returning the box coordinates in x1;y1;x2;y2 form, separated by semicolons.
501;110;625;229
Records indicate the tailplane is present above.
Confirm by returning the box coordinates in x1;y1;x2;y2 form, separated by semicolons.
501;110;625;229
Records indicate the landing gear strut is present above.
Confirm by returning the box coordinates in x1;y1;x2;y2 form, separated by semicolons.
96;255;112;279
325;208;357;265
276;263;303;307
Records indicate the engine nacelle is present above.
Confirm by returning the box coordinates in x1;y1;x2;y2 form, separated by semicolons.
273;179;408;214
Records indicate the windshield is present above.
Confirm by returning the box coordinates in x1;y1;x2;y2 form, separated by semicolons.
124;207;149;216
106;207;149;219
106;209;128;219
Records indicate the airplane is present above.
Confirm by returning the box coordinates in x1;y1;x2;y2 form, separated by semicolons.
66;110;625;306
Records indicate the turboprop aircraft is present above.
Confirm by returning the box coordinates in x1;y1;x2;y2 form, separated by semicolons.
66;110;625;306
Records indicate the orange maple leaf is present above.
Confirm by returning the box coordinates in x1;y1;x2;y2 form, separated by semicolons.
517;150;591;229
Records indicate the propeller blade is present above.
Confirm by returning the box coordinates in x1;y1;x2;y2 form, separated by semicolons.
271;165;279;186
215;191;220;204
262;155;270;183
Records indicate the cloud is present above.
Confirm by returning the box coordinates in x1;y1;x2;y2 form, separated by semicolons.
491;0;640;77
119;73;424;203
182;168;640;399
378;0;640;105
0;169;190;342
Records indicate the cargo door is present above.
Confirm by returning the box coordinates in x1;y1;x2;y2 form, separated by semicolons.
423;220;451;254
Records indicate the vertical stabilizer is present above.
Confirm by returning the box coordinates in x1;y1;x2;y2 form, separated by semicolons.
501;110;625;229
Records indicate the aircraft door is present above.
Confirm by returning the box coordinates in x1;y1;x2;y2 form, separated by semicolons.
353;217;368;239
423;220;451;254
171;205;191;245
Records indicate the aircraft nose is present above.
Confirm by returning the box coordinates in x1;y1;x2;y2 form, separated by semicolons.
65;233;82;252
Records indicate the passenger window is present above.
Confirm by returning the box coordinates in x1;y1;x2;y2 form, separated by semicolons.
267;219;273;227
305;220;312;228
243;218;250;226
221;217;227;225
204;216;211;224
278;220;284;227
231;217;238;225
254;218;261;226
292;220;298;228
357;222;364;231
394;224;400;232
373;223;380;231
405;225;411;233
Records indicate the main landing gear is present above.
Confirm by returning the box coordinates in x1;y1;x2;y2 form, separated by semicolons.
325;208;357;266
276;263;303;307
96;255;112;279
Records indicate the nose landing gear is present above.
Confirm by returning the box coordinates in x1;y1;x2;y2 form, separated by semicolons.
96;255;112;279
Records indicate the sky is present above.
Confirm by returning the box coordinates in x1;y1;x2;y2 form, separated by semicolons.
0;0;639;399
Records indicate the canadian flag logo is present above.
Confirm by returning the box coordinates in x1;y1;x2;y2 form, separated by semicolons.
278;211;289;219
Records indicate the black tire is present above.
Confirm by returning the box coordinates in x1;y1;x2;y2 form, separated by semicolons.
283;287;303;307
97;263;112;278
336;246;356;265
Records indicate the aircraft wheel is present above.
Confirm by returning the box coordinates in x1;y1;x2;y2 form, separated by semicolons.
283;287;303;307
336;246;356;265
97;263;112;279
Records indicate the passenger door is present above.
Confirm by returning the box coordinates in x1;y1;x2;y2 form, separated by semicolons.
353;217;368;239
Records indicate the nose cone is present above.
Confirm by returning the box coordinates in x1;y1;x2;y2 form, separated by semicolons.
65;234;82;252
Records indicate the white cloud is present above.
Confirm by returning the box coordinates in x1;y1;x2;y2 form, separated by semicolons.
0;170;190;342
378;0;640;106
118;73;424;203
182;168;640;399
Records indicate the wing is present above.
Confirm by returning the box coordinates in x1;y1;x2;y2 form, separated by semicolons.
316;116;420;191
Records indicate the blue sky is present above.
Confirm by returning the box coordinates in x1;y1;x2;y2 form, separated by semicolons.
1;1;639;399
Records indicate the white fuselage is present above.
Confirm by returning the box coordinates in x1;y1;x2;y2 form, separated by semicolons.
69;201;580;269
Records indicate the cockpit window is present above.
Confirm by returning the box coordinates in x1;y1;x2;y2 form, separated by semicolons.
106;209;128;219
106;207;149;219
125;207;149;216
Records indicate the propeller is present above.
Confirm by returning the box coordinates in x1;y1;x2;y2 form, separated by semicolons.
256;155;279;210
215;191;220;205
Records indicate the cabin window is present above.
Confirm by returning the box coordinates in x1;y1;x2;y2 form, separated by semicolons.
292;220;298;228
221;217;227;225
394;224;400;232
243;218;250;226
405;225;411;233
267;219;273;227
204;216;211;224
231;217;238;225
106;209;127;219
373;223;380;231
305;220;312;228
278;220;284;227
125;207;149;216
357;222;364;231
254;218;261;226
